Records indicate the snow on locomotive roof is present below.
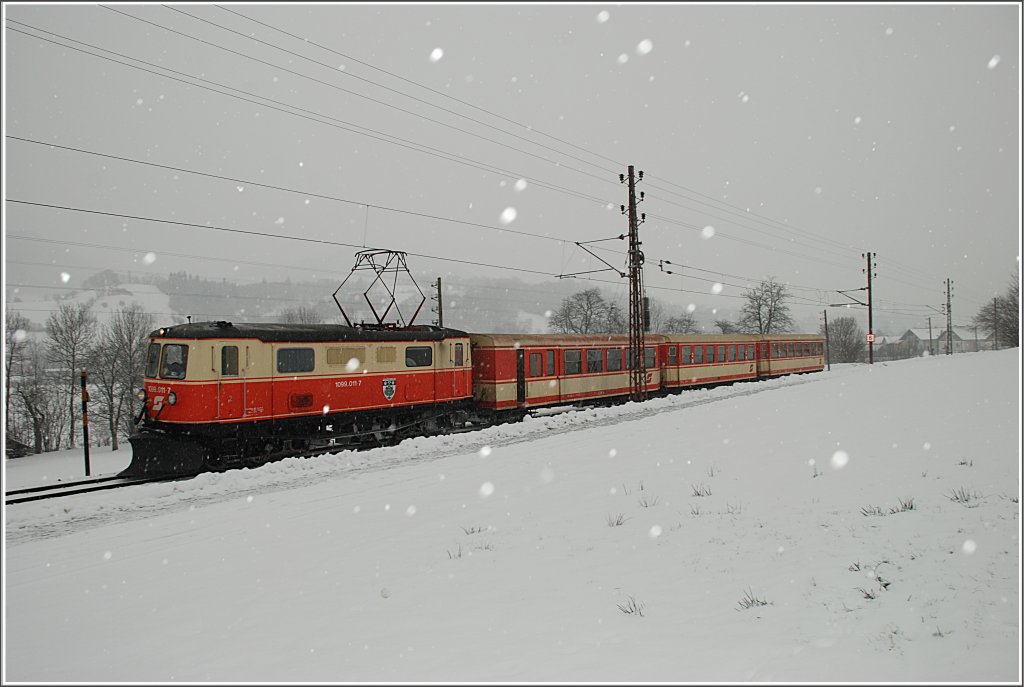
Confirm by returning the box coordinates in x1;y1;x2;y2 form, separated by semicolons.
150;321;469;342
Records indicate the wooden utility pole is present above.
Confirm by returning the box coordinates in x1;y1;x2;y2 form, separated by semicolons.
945;278;954;355
863;252;876;364
823;309;831;371
80;370;91;476
621;166;647;402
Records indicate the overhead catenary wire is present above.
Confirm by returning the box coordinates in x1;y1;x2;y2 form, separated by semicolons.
5;16;885;275
4;11;989;309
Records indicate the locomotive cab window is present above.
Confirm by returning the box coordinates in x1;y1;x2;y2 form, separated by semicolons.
277;348;314;373
405;346;433;367
160;344;189;379
454;343;464;367
222;345;239;376
146;343;161;378
668;346;677;365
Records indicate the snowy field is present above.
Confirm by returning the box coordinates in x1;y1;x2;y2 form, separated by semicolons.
3;350;1021;682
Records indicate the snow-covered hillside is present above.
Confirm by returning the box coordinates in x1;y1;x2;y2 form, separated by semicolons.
3;351;1020;682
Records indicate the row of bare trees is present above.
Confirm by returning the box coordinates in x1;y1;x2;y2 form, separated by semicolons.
5;302;153;455
548;278;794;335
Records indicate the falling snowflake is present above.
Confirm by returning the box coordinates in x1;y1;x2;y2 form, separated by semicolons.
143;252;157;265
711;283;723;295
686;303;696;313
479;445;492;458
405;505;417;516
830;450;849;469
500;207;517;224
514;178;528;191
479;482;495;498
649;525;662;538
430;48;444;62
636;39;653;56
961;539;977;554
854;116;862;125
596;10;610;23
701;225;715;239
987;55;1000;69
885;27;894;36
617;53;629;64
60;272;70;283
346;358;360;372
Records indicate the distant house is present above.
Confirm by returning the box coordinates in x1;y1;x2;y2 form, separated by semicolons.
901;327;993;355
950;327;992;352
900;328;941;356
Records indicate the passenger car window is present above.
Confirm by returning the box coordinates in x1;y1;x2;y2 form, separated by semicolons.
607;348;622;372
530;352;543;377
587;349;603;373
565;349;582;375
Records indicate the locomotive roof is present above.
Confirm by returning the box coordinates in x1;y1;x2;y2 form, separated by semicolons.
150;321;469;343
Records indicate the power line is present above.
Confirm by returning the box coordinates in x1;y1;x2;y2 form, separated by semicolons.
6;17;918;277
6;135;573;246
6;14;978;302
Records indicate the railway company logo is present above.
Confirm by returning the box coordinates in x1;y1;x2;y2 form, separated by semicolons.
382;377;397;401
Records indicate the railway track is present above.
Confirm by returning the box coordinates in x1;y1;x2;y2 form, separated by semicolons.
4;475;181;506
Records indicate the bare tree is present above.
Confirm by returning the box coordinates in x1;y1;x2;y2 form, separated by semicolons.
663;311;700;334
46;302;97;448
604;300;627;333
89;304;153;450
5;310;31;431
281;306;323;324
549;288;609;334
644;298;667;333
822;316;864;363
714;319;740;334
972;271;1019;348
14;340;67;453
737;277;794;334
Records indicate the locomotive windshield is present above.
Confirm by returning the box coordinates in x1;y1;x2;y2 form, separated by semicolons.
145;343;161;378
160;344;189;379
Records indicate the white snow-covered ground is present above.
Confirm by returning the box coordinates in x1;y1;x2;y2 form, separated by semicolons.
3;351;1021;682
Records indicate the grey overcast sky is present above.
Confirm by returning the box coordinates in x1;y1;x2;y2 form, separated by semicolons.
3;2;1020;332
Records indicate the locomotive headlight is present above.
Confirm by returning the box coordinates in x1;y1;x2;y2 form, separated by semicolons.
167;391;177;406
136;388;147;401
